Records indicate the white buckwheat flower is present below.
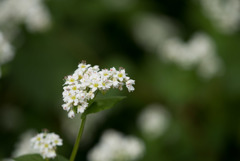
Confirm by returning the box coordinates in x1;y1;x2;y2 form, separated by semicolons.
126;79;135;92
30;131;63;159
62;61;135;118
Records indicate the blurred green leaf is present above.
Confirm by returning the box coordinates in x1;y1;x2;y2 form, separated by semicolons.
81;96;126;118
54;155;69;161
14;154;69;161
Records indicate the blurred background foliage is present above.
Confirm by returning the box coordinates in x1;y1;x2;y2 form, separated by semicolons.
1;0;240;161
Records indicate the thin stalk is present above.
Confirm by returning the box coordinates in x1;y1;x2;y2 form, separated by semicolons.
69;91;99;161
69;116;87;161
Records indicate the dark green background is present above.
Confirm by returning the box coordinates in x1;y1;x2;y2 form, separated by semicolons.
1;0;240;161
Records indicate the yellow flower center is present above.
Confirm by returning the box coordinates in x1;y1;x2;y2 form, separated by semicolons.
72;86;77;90
102;82;106;86
81;65;86;68
44;144;49;148
70;78;75;82
71;96;76;100
104;73;108;76
78;75;82;80
118;73;123;78
94;83;99;87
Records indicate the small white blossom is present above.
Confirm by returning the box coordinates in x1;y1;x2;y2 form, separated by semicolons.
100;69;110;78
126;79;135;92
62;103;70;111
62;61;135;118
77;105;86;113
115;69;126;82
68;110;75;118
99;80;112;91
88;130;145;161
112;77;119;88
78;63;91;72
30;131;63;159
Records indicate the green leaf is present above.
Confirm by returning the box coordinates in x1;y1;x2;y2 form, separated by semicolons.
81;96;126;118
14;154;69;161
14;154;43;161
53;155;69;161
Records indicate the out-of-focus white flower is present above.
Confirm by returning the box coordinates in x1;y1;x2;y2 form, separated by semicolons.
137;104;170;140
0;31;14;78
133;14;177;53
0;32;14;65
200;0;240;34
0;0;51;32
160;32;223;79
30;131;63;159
88;130;145;161
62;61;135;118
0;0;51;77
11;130;39;157
132;14;224;79
0;0;51;78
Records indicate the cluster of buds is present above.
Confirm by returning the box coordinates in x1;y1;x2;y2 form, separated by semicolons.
30;131;63;159
62;61;135;118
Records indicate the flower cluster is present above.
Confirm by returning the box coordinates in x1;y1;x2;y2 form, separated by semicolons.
62;61;135;118
88;130;145;161
30;131;63;159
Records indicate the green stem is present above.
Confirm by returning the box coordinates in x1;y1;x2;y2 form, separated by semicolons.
69;116;87;161
69;91;99;161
